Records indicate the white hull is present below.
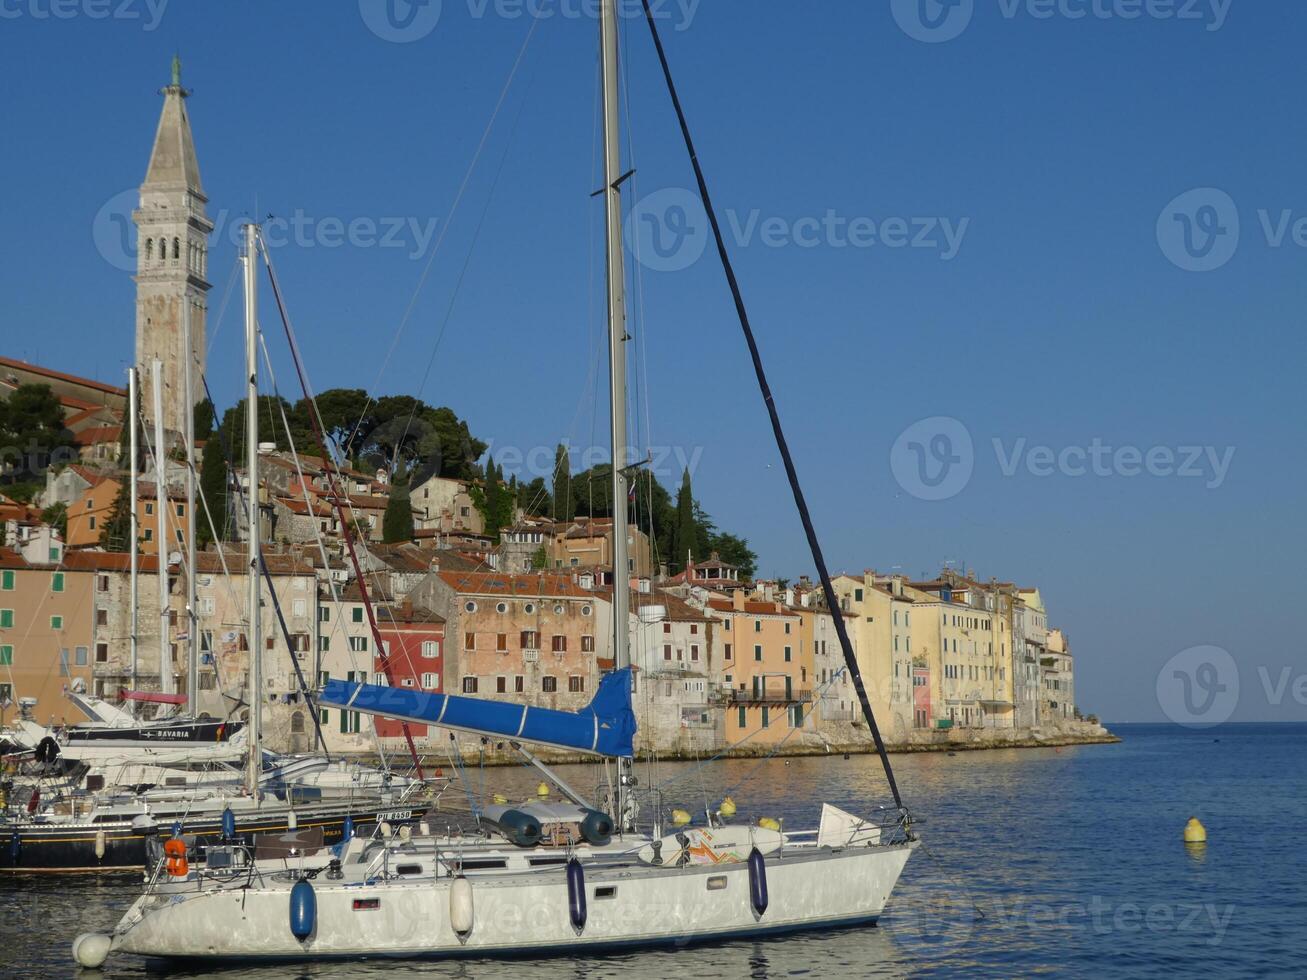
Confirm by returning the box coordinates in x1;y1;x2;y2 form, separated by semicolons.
111;840;913;960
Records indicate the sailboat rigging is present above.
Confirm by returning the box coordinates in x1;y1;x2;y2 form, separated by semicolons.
67;2;916;964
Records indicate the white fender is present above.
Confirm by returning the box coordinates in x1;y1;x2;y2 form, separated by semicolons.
450;876;474;938
94;830;107;860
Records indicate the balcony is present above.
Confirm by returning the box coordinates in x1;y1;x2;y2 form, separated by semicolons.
719;688;813;705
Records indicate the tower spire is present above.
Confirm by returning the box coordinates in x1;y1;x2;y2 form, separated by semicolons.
133;60;212;443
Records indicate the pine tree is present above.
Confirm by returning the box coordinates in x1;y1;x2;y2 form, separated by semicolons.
552;444;572;522
196;430;230;548
672;468;697;572
382;462;414;543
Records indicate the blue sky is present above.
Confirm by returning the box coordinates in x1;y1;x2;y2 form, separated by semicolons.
1;1;1302;723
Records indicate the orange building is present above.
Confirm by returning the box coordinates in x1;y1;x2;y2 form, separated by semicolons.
708;591;806;745
65;477;191;557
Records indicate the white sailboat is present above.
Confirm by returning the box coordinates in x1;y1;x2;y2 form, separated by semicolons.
71;1;915;965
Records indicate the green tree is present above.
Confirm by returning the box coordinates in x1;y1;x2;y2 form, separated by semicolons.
382;462;415;543
40;501;67;539
518;476;551;517
0;384;74;482
672;469;697;571
292;387;372;459
706;531;758;580
217;395;294;463
99;482;134;551
476;459;513;542
196;430;230;548
193;401;215;443
552;444;572;521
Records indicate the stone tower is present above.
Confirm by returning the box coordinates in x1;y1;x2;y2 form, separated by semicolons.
133;56;213;442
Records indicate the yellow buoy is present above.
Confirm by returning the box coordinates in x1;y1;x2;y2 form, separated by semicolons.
671;809;692;827
1183;817;1207;845
719;797;737;818
758;817;781;832
536;782;550;799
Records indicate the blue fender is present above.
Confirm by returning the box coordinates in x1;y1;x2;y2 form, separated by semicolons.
748;847;768;917
567;858;587;935
289;878;316;941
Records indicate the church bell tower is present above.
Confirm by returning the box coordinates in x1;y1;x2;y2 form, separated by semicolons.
134;56;213;442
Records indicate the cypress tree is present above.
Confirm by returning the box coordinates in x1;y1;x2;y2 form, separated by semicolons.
552;444;572;522
382;462;415;543
196;430;229;548
673;468;697;572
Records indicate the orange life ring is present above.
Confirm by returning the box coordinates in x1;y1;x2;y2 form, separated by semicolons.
164;838;189;877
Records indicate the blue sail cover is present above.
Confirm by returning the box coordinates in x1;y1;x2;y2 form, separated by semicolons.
319;668;637;758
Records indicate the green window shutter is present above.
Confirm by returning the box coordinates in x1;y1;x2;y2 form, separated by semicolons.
0;646;12;666
1;570;13;591
52;572;65;593
0;610;13;629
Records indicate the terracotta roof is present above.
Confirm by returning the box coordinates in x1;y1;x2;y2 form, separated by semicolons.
436;571;605;600
276;496;335;518
706;599;799;618
73;425;122;447
375;602;446;627
0;357;128;398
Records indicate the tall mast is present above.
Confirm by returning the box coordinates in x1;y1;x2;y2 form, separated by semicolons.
601;0;630;672
183;300;199;713
128;367;140;702
152;361;173;699
243;223;262;798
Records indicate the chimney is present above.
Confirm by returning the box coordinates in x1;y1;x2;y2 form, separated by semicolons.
732;590;746;612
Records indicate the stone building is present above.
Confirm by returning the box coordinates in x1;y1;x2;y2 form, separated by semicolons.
133;58;213;442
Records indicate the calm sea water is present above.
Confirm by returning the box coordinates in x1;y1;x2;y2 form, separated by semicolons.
5;723;1304;978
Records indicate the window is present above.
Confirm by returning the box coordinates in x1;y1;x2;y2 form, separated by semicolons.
754;620;762;633
89;516;97;530
464;632;476;650
725;643;733;661
524;603;535;615
351;607;364;624
75;646;88;666
542;676;558;693
59;649;70;677
754;645;762;662
51;572;64;593
422;640;439;659
145;502;154;516
784;646;792;662
1;571;13;592
319;607;331;623
581;605;592;617
143;528;153;542
319;636;331;653
761;707;770;729
95;643;108;663
854;588;864;602
496;602;509;614
663;622;671;634
496;633;508;652
568;676;585;693
784;622;791;635
551;635;566;653
521;630;539;650
421;673;438;689
0;646;12;666
292;599;307;617
663;644;672;661
790;704;804;728
737;705;746;728
496;676;507;693
348;636;368;653
691;644;700;662
463;677;479;694
581;635;595;653
0;609;14;629
514;676;524;693
198;597;215;616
